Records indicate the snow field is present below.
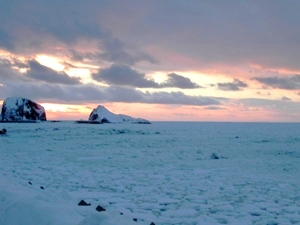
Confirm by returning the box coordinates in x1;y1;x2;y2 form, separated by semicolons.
0;122;300;224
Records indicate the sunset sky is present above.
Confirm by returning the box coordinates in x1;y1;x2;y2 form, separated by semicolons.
0;0;300;121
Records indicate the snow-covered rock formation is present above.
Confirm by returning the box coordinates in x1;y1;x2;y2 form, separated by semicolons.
88;105;150;124
0;97;46;122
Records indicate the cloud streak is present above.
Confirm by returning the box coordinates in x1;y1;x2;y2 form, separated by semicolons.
0;81;220;106
253;75;300;90
26;60;81;85
238;98;300;114
161;73;201;89
217;79;248;91
92;64;158;88
93;64;200;89
0;58;23;81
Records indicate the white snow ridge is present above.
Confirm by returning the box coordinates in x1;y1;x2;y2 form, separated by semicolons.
88;105;151;124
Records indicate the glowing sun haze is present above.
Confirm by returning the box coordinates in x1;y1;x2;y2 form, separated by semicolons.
0;1;299;122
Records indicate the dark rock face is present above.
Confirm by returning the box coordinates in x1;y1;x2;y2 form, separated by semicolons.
0;128;7;134
78;200;91;206
1;97;46;121
95;205;106;212
89;112;98;121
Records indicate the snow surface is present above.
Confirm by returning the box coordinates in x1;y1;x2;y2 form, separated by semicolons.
89;105;150;124
0;122;300;225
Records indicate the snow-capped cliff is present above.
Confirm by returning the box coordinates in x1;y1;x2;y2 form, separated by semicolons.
1;97;46;122
88;105;150;124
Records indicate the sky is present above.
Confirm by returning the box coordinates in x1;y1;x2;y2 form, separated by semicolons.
0;0;300;122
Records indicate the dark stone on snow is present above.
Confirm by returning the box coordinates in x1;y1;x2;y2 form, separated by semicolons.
40;186;44;189
100;118;110;123
133;218;137;222
210;153;222;159
120;212;123;215
0;128;7;134
28;181;32;185
78;200;91;206
150;223;156;225
95;205;106;212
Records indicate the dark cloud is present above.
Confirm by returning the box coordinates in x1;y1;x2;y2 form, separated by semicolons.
2;1;300;71
103;86;145;102
26;60;81;85
0;30;14;51
0;58;24;81
0;1;107;46
217;79;248;91
93;64;158;88
93;64;200;89
145;91;220;105
253;75;300;90
0;55;83;86
161;73;201;89
238;98;300;115
69;50;85;62
87;1;300;71
204;106;226;110
0;81;220;106
0;1;157;66
0;82;106;103
98;37;158;65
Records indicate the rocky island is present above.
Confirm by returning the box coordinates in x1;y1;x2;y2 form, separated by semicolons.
77;105;150;124
0;97;46;122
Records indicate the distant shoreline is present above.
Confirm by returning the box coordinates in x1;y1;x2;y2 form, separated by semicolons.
0;121;39;123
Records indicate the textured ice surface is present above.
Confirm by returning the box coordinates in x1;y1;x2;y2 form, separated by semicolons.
0;122;300;225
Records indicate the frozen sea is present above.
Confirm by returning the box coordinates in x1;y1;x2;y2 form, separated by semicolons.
0;122;300;225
